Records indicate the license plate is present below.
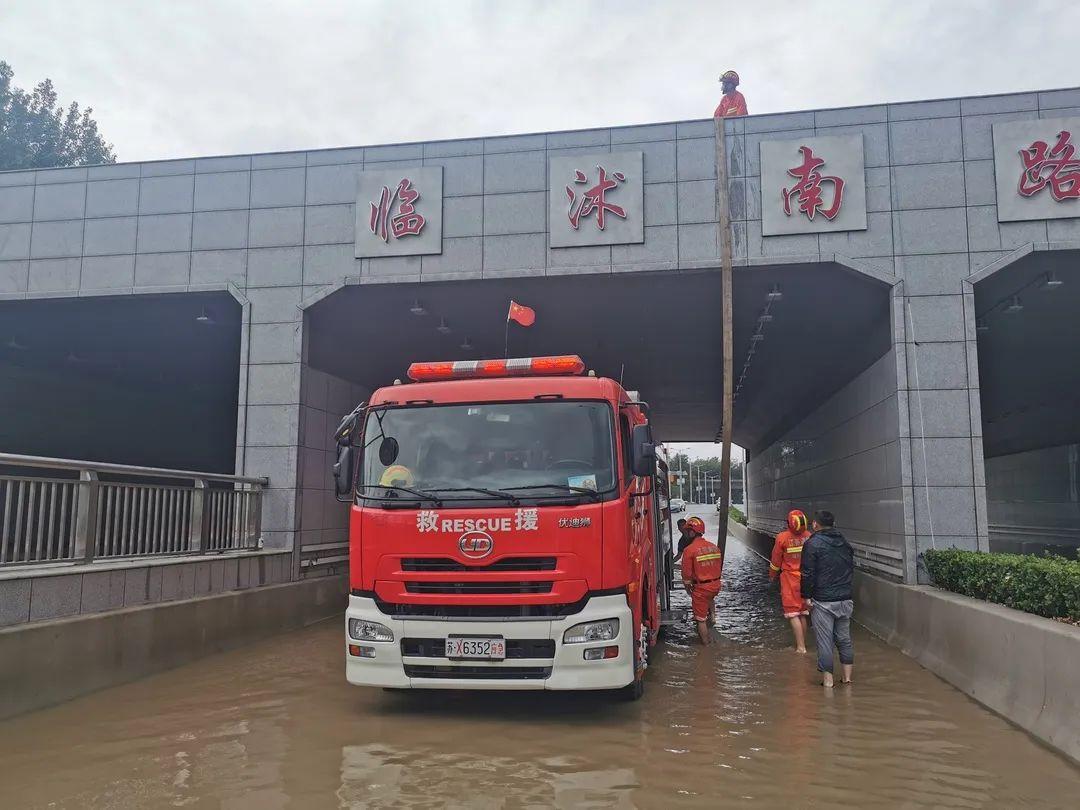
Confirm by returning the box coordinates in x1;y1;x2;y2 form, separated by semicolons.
446;637;505;660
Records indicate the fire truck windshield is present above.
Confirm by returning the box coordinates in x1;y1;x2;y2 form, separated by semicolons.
359;401;616;502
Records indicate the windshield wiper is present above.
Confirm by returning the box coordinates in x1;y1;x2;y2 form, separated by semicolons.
504;483;602;500
356;484;444;506
427;487;521;505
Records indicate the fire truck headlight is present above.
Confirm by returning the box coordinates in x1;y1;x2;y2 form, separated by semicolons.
563;618;619;644
348;618;394;643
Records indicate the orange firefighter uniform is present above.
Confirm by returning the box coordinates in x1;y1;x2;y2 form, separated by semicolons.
714;70;748;118
681;521;724;622
770;509;812;618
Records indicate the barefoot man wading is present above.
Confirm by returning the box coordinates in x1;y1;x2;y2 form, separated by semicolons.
800;510;855;687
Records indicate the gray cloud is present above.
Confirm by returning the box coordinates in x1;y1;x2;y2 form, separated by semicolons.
2;0;1078;162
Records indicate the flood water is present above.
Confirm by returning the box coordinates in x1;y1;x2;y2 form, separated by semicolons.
2;513;1078;808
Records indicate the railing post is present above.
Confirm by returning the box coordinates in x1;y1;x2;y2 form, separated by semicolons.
73;470;100;563
189;479;208;554
252;484;263;549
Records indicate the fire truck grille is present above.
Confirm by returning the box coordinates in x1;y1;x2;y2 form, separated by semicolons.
374;596;589;619
403;664;552;680
401;638;556;659
404;581;554;595
401;557;557;572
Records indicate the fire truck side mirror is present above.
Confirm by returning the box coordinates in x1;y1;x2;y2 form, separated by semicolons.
333;445;354;499
631;424;657;477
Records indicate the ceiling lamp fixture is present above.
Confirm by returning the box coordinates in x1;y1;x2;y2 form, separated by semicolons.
195;308;213;324
766;283;783;302
459;336;474;351
1004;296;1024;313
976;319;990;333
1044;271;1064;289
750;332;765;342
409;300;427;316
437;317;452;335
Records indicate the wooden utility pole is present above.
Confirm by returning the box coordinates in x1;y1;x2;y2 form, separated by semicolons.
714;115;735;552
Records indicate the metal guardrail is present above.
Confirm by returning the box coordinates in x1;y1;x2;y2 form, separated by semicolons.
0;453;268;567
748;519;906;580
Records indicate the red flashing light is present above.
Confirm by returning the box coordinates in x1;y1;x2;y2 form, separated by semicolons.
407;355;586;382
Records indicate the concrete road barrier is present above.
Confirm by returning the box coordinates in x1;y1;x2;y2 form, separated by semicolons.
738;524;1080;764
855;572;1080;765
0;574;347;720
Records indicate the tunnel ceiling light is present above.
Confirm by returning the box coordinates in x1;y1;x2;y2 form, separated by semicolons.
437;317;452;335
750;332;765;342
758;312;773;323
767;284;783;301
459;336;474;350
409;300;428;316
1004;296;1024;313
976;319;990;333
195;308;213;324
1045;272;1064;289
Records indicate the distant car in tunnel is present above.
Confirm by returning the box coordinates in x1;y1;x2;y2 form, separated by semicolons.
670;498;686;513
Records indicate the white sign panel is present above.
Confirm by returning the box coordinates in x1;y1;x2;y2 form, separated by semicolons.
760;134;867;236
354;166;443;258
992;117;1080;223
548;151;644;248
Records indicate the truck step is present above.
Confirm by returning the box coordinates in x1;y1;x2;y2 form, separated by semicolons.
660;609;683;626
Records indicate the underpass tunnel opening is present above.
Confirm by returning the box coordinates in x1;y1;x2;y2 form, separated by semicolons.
0;292;242;473
974;249;1080;556
736;263;899;566
303;265;897;561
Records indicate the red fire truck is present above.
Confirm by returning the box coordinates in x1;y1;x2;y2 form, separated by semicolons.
332;355;676;698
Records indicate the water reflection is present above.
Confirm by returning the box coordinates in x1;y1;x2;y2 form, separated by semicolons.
0;526;1077;808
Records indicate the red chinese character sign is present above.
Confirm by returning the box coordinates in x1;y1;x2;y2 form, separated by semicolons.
994;117;1080;222
760;135;866;236
354;167;443;258
782;146;845;221
549;151;644;248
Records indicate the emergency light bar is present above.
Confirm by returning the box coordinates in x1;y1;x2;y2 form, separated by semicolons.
407;355;586;382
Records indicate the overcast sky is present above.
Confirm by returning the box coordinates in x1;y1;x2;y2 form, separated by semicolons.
3;0;1080;163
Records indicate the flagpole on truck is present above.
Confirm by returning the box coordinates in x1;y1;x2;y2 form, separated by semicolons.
506;300;536;357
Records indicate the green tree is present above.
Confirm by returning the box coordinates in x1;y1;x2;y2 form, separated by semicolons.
666;452;744;503
0;61;115;170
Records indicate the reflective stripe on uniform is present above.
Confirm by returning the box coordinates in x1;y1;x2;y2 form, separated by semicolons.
696;553;723;561
769;563;781;571
785;546;803;553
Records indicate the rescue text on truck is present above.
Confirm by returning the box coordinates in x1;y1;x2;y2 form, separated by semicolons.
332;355;673;698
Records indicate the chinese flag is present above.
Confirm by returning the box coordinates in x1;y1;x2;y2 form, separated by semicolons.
507;300;536;327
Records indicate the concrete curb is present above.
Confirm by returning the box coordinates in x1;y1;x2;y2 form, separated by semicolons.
0;574;348;720
855;571;1080;765
738;525;1080;764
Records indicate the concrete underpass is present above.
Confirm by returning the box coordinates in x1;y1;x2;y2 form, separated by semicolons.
2;85;1080;787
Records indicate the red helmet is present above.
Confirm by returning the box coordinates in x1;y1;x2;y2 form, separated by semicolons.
787;509;808;533
720;70;740;86
686;516;706;535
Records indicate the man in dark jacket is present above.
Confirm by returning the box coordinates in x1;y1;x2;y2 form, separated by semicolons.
800;510;854;687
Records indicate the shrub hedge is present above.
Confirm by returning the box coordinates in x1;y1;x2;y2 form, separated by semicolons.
728;505;748;526
923;548;1080;623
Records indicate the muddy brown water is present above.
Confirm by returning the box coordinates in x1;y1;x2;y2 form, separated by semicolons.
1;517;1078;808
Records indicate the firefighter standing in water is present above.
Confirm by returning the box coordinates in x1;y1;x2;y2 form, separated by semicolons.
714;70;748;118
681;517;724;645
770;509;813;653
